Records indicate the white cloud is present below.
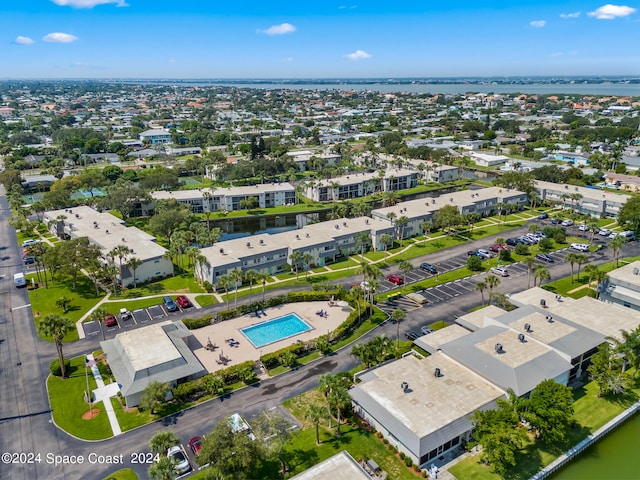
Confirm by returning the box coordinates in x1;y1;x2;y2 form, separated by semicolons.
51;0;128;7
15;36;34;45
529;20;547;28
588;4;637;19
344;49;371;60
338;5;358;9
43;32;79;43
282;57;294;63
560;12;581;18
257;23;296;35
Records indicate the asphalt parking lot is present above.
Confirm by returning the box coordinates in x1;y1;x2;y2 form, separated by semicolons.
81;301;194;338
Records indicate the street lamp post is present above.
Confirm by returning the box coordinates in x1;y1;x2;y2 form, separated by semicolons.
85;356;95;412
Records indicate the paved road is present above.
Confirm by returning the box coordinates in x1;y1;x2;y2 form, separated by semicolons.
1;194;637;479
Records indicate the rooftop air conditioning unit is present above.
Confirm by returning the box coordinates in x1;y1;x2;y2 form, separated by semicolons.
518;333;526;343
296;234;300;239
343;221;347;226
401;381;409;392
495;343;503;353
547;315;554;323
524;323;531;333
633;268;639;275
220;248;224;254
259;239;264;245
246;242;251;248
434;368;441;378
306;233;310;238
122;238;126;242
540;298;547;307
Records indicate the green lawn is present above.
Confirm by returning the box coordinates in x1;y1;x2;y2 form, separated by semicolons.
27;273;102;341
110;398;151;432
118;274;205;299
195;294;218;307
102;469;139;480
47;355;114;440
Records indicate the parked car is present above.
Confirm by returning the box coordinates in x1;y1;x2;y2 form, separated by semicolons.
167;446;190;475
162;295;179;312
175;295;192;308
467;250;479;256
535;253;555;263
598;228;611;236
551;218;560;225
578;224;589;231
104;314;117;327
420;326;434;335
387;274;404;285
420;263;437;274
120;307;132;320
405;331;419;341
477;249;492;259
188;436;202;456
519;236;534;245
570;243;590;252
538;212;549;219
490;267;509;277
489;244;508;253
23;256;35;264
560;219;574;227
609;232;618;239
620;231;636;241
506;238;520;247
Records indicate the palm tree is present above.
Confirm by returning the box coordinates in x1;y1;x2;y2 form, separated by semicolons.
357;260;380;284
609;235;627;268
150;431;180;456
110;244;131;288
38;314;73;377
350;285;364;318
244;269;260;296
420;220;433;237
289;251;303;280
588;222;600;243
392;308;406;349
304;403;326;445
594;269;609;299
607;327;640;378
521;256;536;289
583;264;600;296
303;253;314;278
126;257;143;288
367;279;380;315
89;307;109;341
396;215;409;244
355;231;370;258
193;253;207;285
398;260;413;288
533;264;551;287
476;280;488;305
380;233;393;261
103;263;120;297
574;254;589;282
485;274;500;302
564;252;580;282
216;274;233;310
258;272;270;306
230;268;243;309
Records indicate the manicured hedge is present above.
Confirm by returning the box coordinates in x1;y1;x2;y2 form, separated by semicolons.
170;360;256;403
182;315;213;330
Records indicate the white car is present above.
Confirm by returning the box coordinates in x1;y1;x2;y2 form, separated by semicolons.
570;243;589;252
598;229;611;236
609;232;619;239
167;446;190;475
578;224;589;231
490;267;509;277
561;219;574;226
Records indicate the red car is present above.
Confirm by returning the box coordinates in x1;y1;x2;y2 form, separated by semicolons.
175;295;192;308
188;436;202;455
489;243;509;253
104;314;117;328
387;274;404;285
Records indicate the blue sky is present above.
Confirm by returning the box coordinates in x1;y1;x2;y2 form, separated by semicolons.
1;1;639;78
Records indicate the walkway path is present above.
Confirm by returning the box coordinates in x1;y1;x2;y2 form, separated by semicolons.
86;353;122;436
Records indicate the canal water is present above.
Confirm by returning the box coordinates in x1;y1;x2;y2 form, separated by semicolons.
550;413;640;479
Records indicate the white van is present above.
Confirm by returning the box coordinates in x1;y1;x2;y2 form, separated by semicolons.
620;231;636;241
14;272;26;288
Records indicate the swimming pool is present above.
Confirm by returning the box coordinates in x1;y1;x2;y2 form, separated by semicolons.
240;313;313;348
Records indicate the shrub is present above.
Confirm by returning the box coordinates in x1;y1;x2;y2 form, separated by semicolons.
467;255;483;271
499;249;512;261
182;315;213;330
203;281;214;293
49;358;71;377
383;438;389;445
399;451;406;460
404;456;413;467
172;381;202;403
515;243;530;255
553;229;567;244
422;470;428;477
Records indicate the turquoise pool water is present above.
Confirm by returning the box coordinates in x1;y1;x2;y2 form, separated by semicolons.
240;313;312;348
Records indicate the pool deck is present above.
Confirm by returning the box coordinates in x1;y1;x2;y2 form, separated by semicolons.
190;301;352;373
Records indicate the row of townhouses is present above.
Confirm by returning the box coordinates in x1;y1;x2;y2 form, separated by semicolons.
43;206;173;287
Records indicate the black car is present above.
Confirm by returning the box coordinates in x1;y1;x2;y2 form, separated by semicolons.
420;263;437;274
536;253;555;263
506;238;520;247
551;218;560;225
467;250;479;256
23;256;35;264
538;212;549;219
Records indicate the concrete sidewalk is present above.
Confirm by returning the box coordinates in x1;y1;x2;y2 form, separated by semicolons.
87;353;122;436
